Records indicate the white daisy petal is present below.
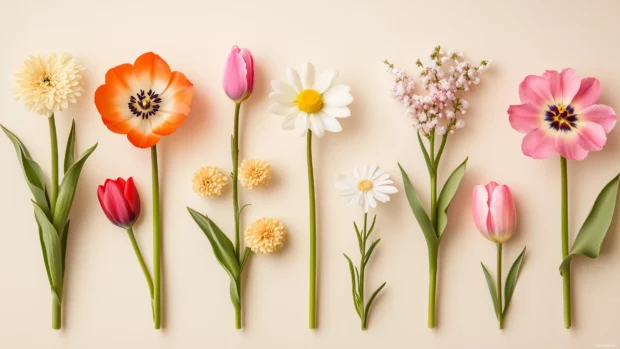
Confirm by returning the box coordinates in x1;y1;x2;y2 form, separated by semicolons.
335;175;356;191
372;189;390;203
301;62;315;90
367;194;377;210
371;169;387;181
287;68;303;93
374;179;394;186
269;92;296;105
315;69;339;93
375;185;398;194
319;112;342;132
269;103;297;116
309;114;324;137
362;194;369;212
323;85;353;106
322;106;351;118
367;164;378;179
271;80;297;96
295;112;309;135
353;166;362;180
282;112;299;130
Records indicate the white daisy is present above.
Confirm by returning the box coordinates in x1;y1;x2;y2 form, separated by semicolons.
268;62;353;136
335;165;399;212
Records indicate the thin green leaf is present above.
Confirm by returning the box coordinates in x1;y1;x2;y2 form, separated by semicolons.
560;174;620;275
436;157;468;237
53;143;97;231
238;204;251;220
187;208;240;281
481;262;499;319
33;202;63;293
229;279;241;309
1;125;50;216
344;254;362;317
366;215;377;238
240;247;251;271
363;239;381;266
417;132;433;175
364;282;387;320
63;120;76;173
36;223;53;287
503;246;526;317
61;220;70;270
354;222;363;254
398;163;438;248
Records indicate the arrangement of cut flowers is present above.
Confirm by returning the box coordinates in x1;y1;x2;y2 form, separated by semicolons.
94;52;195;329
508;68;618;328
2;52;97;329
386;46;490;328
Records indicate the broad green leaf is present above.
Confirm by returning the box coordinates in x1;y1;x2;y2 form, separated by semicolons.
187;208;240;281
481;263;499;319
503;246;526;317
36;223;53;287
436;157;468;236
344;254;362;317
33;203;63;293
61;220;70;269
63;120;76;173
229;279;241;309
363;239;381;266
398;163;438;248
1;125;51;216
417;133;433;175
560;174;620;275
53;143;97;231
363;282;387;324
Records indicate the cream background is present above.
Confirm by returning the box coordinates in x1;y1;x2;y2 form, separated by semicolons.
1;0;619;348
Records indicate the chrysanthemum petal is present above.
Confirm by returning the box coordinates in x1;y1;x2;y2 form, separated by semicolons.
508;103;544;133
323;105;351;118
580;104;616;133
133;52;172;94
323;85;353;106
319;112;342;132
555;133;588;160
315;69;339;94
519;75;553;106
571;77;601;110
543;68;580;105
576;121;607;152
300;62;315;90
521;128;556;159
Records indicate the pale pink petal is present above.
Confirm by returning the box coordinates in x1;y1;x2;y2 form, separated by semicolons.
543;68;580;105
555;134;588;160
519;75;553;106
508;103;543;133
222;47;248;102
576;122;607;152
488;185;516;242
472;185;490;236
580;104;616;133
571;77;600;110
521;128;556;159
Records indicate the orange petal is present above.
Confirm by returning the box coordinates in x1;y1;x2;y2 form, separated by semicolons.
134;52;171;93
151;112;186;136
161;71;194;113
127;125;160;149
95;84;134;130
104;64;140;93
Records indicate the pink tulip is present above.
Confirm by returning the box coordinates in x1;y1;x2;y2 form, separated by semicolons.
97;177;141;229
223;45;254;102
472;182;516;243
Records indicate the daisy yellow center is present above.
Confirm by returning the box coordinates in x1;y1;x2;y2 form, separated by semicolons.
357;179;373;192
297;89;323;113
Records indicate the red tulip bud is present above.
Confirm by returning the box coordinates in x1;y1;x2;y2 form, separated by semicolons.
97;177;141;229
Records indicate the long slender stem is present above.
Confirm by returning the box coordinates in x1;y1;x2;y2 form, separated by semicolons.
497;242;504;329
560;156;571;328
428;249;437;328
48;114;59;212
427;130;439;328
232;102;242;329
307;131;317;329
126;227;154;299
359;213;368;330
151;145;161;330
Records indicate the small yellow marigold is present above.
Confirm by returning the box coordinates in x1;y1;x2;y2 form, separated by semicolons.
239;159;271;189
244;217;286;254
192;166;228;198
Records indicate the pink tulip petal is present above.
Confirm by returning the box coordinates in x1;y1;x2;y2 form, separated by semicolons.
555;133;588;160
508;103;543;133
580;104;617;133
239;48;254;95
97;185;120;226
222;46;248;101
543;68;580;105
103;180;134;227
472;185;490;237
571;77;601;110
576;122;607;152
521;128;556;159
489;185;516;242
519;75;553;106
124;177;141;219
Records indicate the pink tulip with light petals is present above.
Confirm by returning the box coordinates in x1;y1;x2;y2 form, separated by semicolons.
472;181;516;243
223;45;254;102
97;177;141;229
508;68;616;160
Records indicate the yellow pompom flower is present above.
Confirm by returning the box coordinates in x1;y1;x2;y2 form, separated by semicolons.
192;166;229;198
239;159;271;189
244;217;286;254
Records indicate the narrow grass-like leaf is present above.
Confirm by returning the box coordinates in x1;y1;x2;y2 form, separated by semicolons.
366;215;377;238
240;247;251;271
417;133;433;175
503;246;526;317
354;222;363;254
363;239;381;266
344;254;362;317
436;157;468;236
398;163;438;248
33;203;63;293
364;282;387;322
560;175;620;275
61;220;70;269
63;120;76;173
481;262;499;319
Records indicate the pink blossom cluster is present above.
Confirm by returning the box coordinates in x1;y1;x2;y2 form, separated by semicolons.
385;46;490;135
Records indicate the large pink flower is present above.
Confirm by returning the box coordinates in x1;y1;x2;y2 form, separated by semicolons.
508;69;616;160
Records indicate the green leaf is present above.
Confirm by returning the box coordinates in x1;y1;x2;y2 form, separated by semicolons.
344;253;362;317
366;215;377;238
364;282;386;319
61;220;70;269
481;262;499;319
560;174;620;275
1;125;50;216
417;133;433;175
436;157;468;236
187;208;240;281
398;163;438;249
53;143;97;231
503;246;526;317
33;202;63;293
363;239;381;266
36;223;53;287
229;279;241;309
240;247;251;272
354;222;363;254
63;120;76;173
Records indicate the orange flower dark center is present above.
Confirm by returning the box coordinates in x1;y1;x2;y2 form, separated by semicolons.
128;89;162;119
545;104;578;132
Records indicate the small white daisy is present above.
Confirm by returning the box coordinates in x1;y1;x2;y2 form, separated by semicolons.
268;62;353;136
335;165;399;212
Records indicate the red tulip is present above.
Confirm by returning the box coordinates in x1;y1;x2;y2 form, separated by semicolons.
97;177;141;228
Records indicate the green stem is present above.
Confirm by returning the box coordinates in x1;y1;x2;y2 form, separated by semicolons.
307;131;317;329
497;242;504;330
232;102;242;329
151;145;161;330
51;294;61;330
560;156;571;328
428;248;437;328
126;227;154;299
359;213;368;330
48;114;59;212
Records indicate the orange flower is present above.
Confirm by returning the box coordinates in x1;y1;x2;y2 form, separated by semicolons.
95;52;194;148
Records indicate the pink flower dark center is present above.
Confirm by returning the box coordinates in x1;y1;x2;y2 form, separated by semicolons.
545;104;578;132
128;89;162;119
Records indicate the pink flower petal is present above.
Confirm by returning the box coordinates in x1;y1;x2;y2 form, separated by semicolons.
555;133;588;160
580;104;616;133
521;128;556;159
102;180;134;227
519;75;553;106
508;103;543;133
472;185;490;237
571;77;601;110
222;46;248;102
543;68;580;105
576;122;607;152
488;185;516;242
97;185;119;226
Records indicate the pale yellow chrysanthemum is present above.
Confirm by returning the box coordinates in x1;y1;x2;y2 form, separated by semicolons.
12;53;85;117
192;166;229;198
239;159;272;189
244;217;286;254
